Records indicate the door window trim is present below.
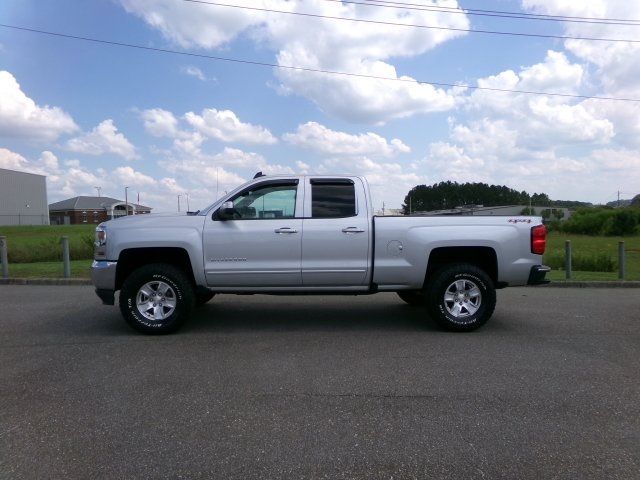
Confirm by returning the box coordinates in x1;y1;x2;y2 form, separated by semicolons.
309;179;358;219
213;179;300;221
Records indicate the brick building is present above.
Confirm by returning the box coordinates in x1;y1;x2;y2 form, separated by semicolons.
49;196;152;225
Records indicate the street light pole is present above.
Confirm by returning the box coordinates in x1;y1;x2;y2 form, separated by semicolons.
186;193;190;212
125;186;129;216
177;195;182;212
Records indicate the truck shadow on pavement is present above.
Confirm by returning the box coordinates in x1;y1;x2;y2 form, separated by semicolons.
183;297;441;333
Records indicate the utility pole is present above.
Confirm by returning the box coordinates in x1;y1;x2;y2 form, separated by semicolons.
124;186;129;216
409;197;412;215
94;186;101;197
382;201;385;216
617;190;620;208
177;195;182;212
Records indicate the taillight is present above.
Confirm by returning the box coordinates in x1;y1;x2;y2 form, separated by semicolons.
531;224;546;255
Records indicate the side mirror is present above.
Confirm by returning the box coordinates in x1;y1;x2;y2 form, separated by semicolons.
217;201;236;220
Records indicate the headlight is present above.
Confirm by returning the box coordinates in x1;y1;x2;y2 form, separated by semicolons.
94;225;107;259
95;226;107;247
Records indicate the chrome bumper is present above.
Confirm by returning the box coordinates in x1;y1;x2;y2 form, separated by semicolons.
527;265;551;285
91;260;117;289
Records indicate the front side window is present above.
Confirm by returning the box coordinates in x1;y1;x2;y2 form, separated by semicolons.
311;181;356;218
231;183;297;219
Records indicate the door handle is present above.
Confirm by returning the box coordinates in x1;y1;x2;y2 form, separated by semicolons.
274;227;298;234
342;227;365;234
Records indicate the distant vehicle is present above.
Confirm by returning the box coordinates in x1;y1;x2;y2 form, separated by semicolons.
91;174;549;334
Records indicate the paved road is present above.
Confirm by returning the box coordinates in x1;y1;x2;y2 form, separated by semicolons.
0;286;638;479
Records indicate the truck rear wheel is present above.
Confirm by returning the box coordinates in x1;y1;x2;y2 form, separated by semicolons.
425;263;496;332
119;263;195;334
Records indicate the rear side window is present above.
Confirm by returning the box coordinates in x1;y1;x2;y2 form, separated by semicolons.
311;181;356;218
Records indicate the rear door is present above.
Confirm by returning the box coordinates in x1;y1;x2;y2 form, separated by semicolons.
301;177;371;286
202;179;303;287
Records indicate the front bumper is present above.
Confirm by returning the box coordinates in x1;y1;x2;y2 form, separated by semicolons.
527;265;551;285
91;260;117;305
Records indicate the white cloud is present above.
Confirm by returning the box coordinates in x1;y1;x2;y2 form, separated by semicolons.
141;108;179;137
317;156;426;210
283;121;410;157
118;0;469;123
0;148;30;170
522;1;640;96
180;65;207;81
66;119;138;160
113;166;157;187
0;71;78;141
184;108;277;144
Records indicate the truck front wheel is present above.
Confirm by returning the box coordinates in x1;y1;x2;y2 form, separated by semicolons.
425;263;496;332
119;263;195;334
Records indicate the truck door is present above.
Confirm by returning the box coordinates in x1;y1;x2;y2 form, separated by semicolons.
301;178;371;286
203;179;303;287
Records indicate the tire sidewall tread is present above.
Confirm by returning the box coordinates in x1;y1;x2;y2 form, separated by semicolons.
426;263;496;332
119;263;195;334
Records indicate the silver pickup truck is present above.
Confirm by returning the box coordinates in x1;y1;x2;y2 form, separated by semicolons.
92;174;549;334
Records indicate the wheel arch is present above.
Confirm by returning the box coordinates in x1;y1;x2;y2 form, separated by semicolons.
424;246;498;288
115;247;196;290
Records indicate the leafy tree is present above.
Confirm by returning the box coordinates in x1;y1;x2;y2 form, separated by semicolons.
402;181;531;214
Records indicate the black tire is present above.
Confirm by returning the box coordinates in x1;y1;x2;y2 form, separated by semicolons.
425;263;496;332
119;263;195;334
397;290;426;306
195;291;216;306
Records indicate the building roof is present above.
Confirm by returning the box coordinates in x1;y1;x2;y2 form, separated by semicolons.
0;167;46;178
49;196;151;211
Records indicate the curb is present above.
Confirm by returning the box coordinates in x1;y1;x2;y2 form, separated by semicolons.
533;281;640;288
1;278;639;288
0;278;92;286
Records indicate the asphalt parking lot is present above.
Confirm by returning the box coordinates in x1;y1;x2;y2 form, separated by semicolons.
1;286;638;479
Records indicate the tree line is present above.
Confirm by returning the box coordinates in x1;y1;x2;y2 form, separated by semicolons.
401;181;591;214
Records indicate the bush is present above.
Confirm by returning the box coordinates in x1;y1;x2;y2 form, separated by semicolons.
561;207;640;236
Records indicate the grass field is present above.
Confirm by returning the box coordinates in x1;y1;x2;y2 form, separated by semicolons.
0;225;95;263
544;232;639;281
1;227;638;280
7;260;92;279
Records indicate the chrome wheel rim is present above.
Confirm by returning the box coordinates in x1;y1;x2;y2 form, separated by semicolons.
136;281;177;322
443;279;482;319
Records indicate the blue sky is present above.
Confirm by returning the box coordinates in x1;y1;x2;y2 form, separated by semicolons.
1;0;639;212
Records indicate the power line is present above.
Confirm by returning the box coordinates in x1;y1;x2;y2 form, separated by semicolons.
344;0;640;25
180;0;640;43
321;0;640;26
2;23;640;103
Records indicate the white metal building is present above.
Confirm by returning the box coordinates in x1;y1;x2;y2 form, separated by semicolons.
0;168;49;226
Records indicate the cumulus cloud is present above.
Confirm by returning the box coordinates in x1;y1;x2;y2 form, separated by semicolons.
0;148;30;170
283;121;410;157
66;119;138;160
141;108;179;138
0;71;78;141
118;0;469;123
184;108;277;144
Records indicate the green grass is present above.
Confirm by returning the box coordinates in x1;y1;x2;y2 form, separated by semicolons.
6;260;92;278
547;270;624;282
0;225;95;263
544;232;640;281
